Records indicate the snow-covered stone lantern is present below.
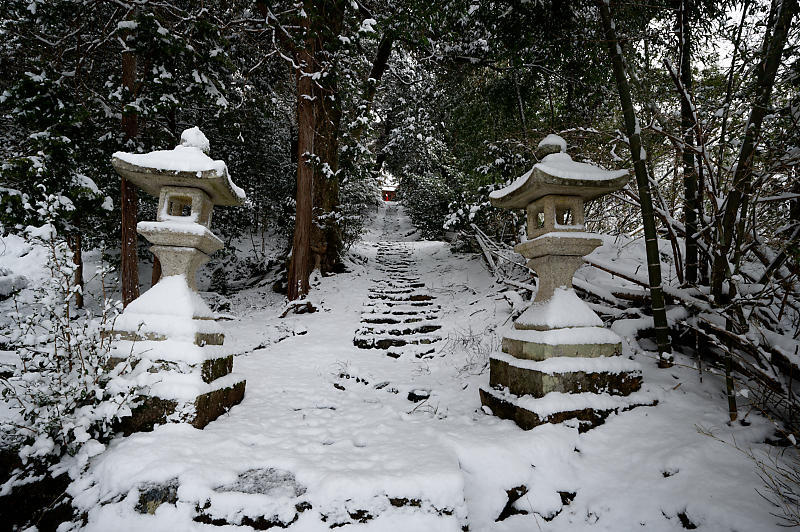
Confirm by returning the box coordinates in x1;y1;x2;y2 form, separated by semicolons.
109;127;246;431
480;135;646;431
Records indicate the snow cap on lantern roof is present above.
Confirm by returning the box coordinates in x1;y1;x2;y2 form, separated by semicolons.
538;133;567;153
489;142;629;210
111;127;246;206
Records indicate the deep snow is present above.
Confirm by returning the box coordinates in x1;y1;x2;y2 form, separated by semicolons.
1;203;794;531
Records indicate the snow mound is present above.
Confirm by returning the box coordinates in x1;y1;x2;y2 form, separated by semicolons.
516;287;603;329
179;126;210;154
124;275;213;319
0;233;49;286
535;152;628;181
0;268;28;298
538;133;567;152
113;145;227;177
113;275;222;342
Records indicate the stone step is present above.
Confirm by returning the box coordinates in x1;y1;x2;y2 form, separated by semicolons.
386;344;437;359
122;373;245;434
479;386;656;433
361;312;440;324
372;281;425;289
191;468;310;528
357;322;442;336
362;303;441;313
354;332;442;350
369;287;417;295
368;293;434;302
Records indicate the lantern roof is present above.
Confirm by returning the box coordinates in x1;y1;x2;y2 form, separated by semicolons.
490;151;628;209
111;128;245;206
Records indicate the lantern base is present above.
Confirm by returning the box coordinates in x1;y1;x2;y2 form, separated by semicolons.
479;385;655;433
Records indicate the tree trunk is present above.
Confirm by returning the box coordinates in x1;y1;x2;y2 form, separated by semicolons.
120;179;139;305
68;232;84;309
697;150;708;284
514;71;528;141
679;0;698;285
120;32;139;307
287;16;316;301
598;0;673;363
349;32;395;142
286;2;393;288
710;0;798;302
152;256;161;287
310;74;343;274
309;0;347;274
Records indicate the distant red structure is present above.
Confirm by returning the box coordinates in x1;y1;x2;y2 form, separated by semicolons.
382;187;397;201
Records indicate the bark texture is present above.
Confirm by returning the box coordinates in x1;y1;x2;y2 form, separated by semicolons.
152;256;161;287
679;0;698;284
309;0;346;275
287;10;316;300
120;42;140;307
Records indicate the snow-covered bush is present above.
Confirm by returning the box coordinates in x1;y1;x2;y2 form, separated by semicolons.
0;195;141;484
397;173;457;240
339;171;382;251
444;185;524;246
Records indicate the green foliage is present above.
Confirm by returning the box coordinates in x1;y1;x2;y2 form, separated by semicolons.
444;185;524;245
397;173;456;239
0;0;296;261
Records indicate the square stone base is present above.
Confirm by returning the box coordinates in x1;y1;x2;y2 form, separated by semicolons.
120;379;246;435
502;337;621;360
479;386;655;433
489;355;642;397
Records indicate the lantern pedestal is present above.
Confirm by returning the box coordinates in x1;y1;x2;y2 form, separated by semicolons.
109;127;247;432
480;137;652;431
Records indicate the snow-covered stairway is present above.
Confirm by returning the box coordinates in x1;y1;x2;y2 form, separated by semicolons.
353;205;443;358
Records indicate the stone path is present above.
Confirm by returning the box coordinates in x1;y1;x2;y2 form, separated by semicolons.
353;204;443;359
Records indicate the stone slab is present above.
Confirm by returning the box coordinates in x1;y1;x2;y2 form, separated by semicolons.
515;234;601;260
502;336;621;360
489;355;641;397
109;329;224;347
138;223;223;255
479;386;653;433
119;378;246;434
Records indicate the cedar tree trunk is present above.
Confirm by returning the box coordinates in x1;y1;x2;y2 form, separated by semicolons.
120;40;139;307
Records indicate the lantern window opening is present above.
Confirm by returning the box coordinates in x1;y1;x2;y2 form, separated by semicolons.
168;197;193;218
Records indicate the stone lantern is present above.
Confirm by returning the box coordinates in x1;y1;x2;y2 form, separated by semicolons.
109;127;246;431
480;135;645;431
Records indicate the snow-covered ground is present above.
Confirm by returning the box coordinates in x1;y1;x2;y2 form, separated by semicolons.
2;203;794;531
